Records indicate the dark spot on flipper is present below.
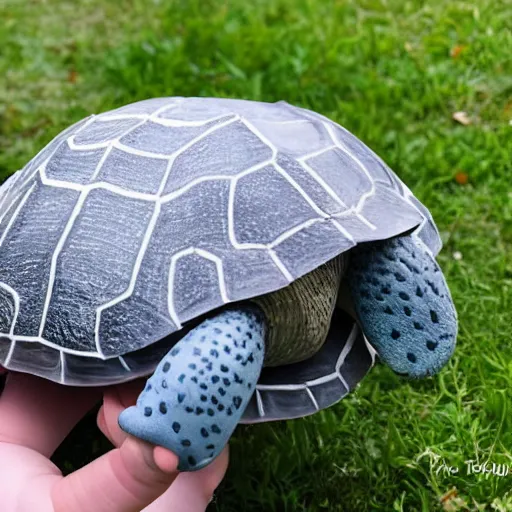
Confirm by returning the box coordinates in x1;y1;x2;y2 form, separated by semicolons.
360;289;371;299
212;375;220;383
144;407;152;417
404;306;412;316
207;408;215;416
233;396;243;410
220;365;229;373
171;347;180;356
210;349;219;358
162;362;170;373
191;376;198;383
177;393;185;403
193;347;201;356
374;293;384;301
440;333;453;340
399;292;410;301
188;363;196;370
391;329;400;340
195;407;204;415
407;352;417;363
178;374;186;383
384;306;393;315
416;286;423;297
227;408;233;416
211;424;221;434
200;395;207;402
185;406;194;413
224;346;231;354
218;388;226;396
172;422;181;433
145;383;152;392
162;379;168;389
426;280;440;295
214;328;222;335
188;456;197;466
430;310;439;323
211;396;219;405
200;383;208;390
159;402;167;414
201;428;209;438
200;357;209;363
381;286;391;295
247;332;253;339
394;273;406;282
426;340;438;351
414;322;424;331
217;404;225;411
181;439;191;447
206;444;215;450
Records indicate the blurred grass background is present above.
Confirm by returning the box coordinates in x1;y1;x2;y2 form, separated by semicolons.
1;0;511;510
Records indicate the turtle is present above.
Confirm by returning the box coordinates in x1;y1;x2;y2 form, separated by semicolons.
0;97;457;472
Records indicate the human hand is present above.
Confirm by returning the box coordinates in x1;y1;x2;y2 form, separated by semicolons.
0;371;228;512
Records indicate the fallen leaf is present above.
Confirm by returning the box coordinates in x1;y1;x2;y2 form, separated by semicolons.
68;69;78;84
452;111;472;125
454;171;469;185
440;487;469;511
450;45;467;58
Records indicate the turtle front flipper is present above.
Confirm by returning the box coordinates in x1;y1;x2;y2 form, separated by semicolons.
118;307;265;471
347;234;457;377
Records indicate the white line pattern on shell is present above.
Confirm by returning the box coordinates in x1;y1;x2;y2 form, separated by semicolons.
118;356;131;372
0;282;20;336
167;247;230;328
323;122;376;216
0;170;21;218
253;323;360;416
3;340;16;367
0;183;36;248
59;351;66;384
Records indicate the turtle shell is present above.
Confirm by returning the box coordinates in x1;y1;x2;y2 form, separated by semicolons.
0;97;441;421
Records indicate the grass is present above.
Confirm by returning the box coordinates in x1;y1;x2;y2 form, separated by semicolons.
1;0;511;510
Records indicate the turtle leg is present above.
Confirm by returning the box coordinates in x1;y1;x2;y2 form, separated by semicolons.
118;306;265;472
347;233;457;377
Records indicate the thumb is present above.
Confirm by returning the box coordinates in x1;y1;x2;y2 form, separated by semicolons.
52;436;179;512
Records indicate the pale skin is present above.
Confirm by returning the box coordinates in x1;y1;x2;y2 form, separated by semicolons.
0;369;229;512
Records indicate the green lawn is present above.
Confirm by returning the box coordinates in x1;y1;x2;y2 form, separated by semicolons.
1;0;511;510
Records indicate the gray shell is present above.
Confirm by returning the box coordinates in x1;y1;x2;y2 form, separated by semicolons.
0;97;441;421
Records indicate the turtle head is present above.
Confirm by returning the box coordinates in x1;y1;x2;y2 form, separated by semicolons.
347;234;457;378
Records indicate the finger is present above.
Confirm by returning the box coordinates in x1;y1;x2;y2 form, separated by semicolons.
52;437;179;512
97;390;130;447
0;372;101;457
98;380;146;448
143;445;229;512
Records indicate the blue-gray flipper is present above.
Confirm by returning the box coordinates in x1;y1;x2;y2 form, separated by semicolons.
347;234;457;377
118;307;265;471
